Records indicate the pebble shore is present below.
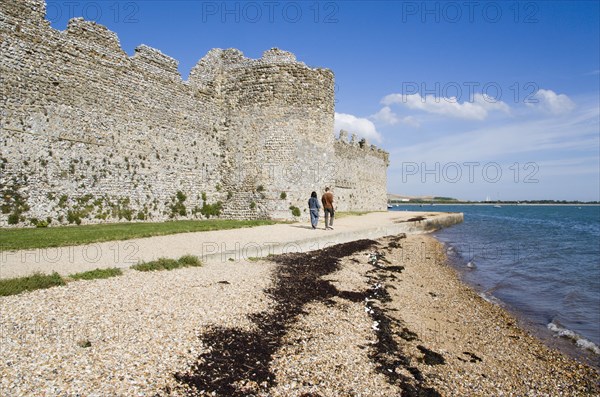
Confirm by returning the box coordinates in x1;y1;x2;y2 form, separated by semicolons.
1;234;598;396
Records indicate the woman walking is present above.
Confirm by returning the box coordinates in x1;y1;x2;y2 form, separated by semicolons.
308;191;321;229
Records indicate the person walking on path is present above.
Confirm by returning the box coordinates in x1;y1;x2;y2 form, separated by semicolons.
321;187;335;230
308;191;321;229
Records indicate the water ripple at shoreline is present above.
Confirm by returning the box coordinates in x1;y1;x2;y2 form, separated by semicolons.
548;321;600;356
403;204;600;367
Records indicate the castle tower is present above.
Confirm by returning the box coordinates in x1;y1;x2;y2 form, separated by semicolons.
189;48;336;219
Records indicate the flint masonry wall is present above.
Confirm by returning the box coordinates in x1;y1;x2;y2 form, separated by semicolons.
0;0;388;226
188;48;337;219
334;131;389;212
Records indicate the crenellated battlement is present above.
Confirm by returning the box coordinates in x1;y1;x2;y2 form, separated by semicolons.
187;47;334;115
131;44;181;81
65;18;123;52
190;48;304;76
335;130;389;163
1;0;47;25
0;0;388;225
261;48;297;63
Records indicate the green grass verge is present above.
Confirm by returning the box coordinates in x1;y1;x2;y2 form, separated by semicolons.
131;255;202;272
0;272;65;297
69;267;123;281
0;219;278;252
0;254;202;297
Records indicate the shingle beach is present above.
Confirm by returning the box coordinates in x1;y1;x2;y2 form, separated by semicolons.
1;213;598;396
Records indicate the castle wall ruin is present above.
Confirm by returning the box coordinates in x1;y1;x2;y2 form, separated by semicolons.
0;0;388;226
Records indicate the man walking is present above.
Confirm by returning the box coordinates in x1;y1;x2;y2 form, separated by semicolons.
321;187;334;230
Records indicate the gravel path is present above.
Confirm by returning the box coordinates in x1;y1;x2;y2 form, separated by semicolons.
0;211;463;279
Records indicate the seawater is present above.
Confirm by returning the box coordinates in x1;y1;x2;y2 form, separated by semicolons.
390;204;600;364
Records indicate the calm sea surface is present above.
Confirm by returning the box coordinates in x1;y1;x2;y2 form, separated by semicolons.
391;205;600;362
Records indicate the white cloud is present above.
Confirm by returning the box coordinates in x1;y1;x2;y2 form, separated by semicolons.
334;112;383;143
381;93;510;120
371;106;421;127
401;115;420;127
388;100;599;165
528;89;575;115
372;106;399;124
381;94;404;106
384;93;599;201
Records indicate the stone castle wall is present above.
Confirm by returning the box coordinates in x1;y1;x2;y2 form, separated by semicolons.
333;131;389;212
0;0;388;226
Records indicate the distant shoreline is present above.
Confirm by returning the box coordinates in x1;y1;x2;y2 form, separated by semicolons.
389;203;600;206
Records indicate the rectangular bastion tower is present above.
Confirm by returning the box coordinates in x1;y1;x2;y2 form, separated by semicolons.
0;0;388;226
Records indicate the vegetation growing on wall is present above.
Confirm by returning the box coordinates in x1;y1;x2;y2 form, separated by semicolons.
1;180;30;225
289;205;301;217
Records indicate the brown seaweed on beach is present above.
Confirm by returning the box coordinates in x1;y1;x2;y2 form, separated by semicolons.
460;351;483;363
390;233;407;241
174;239;378;396
364;250;442;397
394;217;427;223
175;237;445;396
417;345;446;366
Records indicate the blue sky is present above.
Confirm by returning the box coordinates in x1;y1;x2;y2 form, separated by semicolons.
47;1;600;201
